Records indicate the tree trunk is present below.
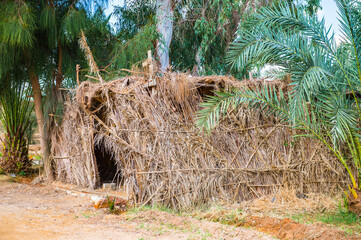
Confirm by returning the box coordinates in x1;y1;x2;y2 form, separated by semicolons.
28;63;53;180
348;188;361;216
156;0;174;71
55;41;63;91
192;48;202;75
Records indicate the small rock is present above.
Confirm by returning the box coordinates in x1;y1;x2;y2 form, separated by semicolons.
296;192;308;199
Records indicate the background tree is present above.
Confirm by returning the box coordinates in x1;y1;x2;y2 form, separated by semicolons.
111;0;320;75
157;0;175;71
111;0;158;72
111;0;260;74
113;0;173;71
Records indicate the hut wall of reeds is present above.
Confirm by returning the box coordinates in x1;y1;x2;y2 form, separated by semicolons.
51;73;348;209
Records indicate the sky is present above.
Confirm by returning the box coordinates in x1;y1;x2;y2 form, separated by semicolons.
318;0;341;42
105;0;341;41
104;0;123;18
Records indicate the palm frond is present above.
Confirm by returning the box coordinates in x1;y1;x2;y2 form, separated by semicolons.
337;0;361;84
246;2;335;52
261;65;286;80
316;91;358;146
196;86;289;132
227;29;308;72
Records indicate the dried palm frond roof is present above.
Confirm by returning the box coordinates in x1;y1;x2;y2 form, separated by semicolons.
76;72;287;109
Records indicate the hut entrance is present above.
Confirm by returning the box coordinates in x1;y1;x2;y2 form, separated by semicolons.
94;143;117;184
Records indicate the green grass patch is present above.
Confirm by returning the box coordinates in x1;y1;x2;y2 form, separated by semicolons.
320;209;360;226
290;205;361;235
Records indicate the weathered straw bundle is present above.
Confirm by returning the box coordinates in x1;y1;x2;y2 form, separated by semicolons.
51;73;347;209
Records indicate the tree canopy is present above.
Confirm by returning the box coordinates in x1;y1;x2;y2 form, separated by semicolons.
109;0;322;76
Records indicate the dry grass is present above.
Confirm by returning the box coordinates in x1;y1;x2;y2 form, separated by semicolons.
240;188;338;214
51;72;349;209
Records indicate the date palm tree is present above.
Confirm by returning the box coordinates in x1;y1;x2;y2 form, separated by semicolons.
197;0;361;199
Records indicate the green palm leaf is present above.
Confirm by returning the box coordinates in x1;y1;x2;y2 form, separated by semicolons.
196;86;289;132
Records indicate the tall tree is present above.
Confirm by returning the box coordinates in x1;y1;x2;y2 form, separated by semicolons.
0;0;109;180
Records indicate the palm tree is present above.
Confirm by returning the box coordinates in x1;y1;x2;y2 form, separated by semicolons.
197;0;361;203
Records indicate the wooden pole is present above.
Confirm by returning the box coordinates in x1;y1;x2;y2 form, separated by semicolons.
76;64;80;85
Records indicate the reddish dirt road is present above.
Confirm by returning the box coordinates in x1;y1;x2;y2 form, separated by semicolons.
0;181;273;240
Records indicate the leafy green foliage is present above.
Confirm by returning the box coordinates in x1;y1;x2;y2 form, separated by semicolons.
110;1;157;72
112;22;158;72
82;7;115;78
106;195;116;213
304;0;322;16
113;0;155;40
0;80;33;174
111;0;264;75
171;0;244;75
110;0;320;76
320;207;360;226
0;1;35;48
61;8;86;43
196;86;288;131
0;0;112;82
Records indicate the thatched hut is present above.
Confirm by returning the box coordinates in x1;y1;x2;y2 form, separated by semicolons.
51;73;347;209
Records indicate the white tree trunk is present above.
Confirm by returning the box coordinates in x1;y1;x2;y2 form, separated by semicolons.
156;0;173;71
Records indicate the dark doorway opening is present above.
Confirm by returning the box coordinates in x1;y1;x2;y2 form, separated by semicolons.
94;143;118;184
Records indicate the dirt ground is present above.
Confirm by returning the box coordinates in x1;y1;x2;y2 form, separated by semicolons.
240;215;361;240
0;180;273;240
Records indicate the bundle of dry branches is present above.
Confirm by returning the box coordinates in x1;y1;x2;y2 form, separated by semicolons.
51;72;347;209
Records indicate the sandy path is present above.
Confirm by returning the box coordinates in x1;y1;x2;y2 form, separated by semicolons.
0;182;142;240
0;181;273;240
